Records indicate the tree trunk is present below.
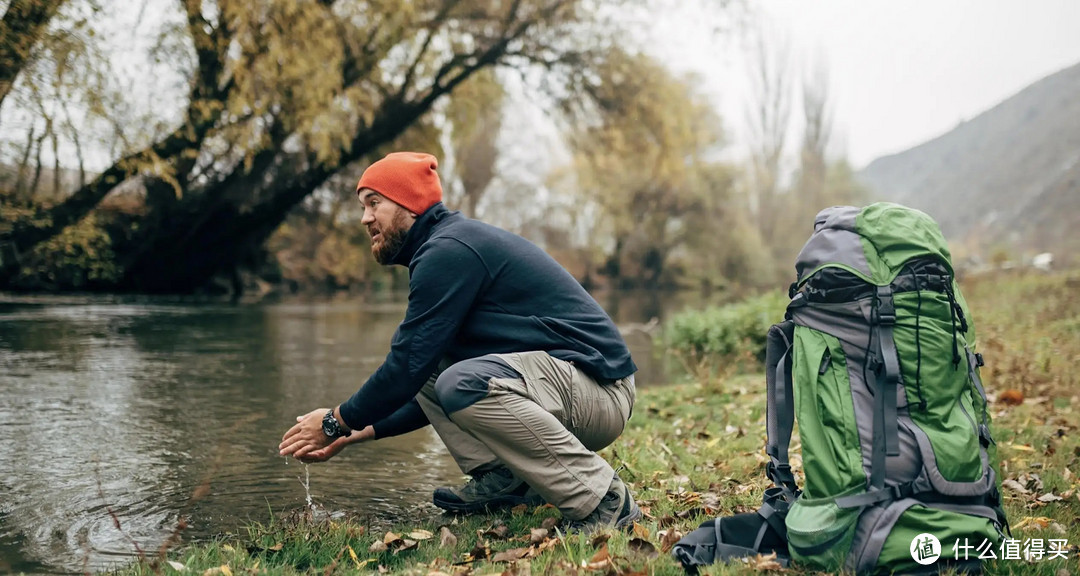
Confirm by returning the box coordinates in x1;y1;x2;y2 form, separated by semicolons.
0;0;66;109
119;99;427;292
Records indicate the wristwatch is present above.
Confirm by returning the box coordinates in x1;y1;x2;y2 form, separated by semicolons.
321;409;349;439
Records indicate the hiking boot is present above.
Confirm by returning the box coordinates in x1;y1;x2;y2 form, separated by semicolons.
566;472;642;534
433;465;542;513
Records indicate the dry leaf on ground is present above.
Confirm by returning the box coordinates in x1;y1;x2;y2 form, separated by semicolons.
369;540;389;553
660;529;684;554
440;526;458;549
491;547;531;563
628;538;658;559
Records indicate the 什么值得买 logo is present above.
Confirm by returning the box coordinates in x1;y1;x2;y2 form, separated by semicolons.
910;533;941;565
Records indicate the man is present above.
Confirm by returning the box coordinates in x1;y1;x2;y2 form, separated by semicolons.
279;152;640;531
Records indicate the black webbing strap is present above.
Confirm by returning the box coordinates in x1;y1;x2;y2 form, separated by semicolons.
765;321;798;499
871;286;901;490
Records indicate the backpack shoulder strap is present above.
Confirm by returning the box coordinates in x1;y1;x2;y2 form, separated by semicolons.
671;489;792;573
765;320;798;500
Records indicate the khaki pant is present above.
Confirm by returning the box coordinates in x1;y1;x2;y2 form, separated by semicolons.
416;351;635;519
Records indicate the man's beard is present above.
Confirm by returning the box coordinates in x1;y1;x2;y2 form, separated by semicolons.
371;210;411;265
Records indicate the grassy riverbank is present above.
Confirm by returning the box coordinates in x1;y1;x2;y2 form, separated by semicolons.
118;271;1079;575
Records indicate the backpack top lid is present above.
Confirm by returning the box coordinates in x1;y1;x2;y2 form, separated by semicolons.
794;202;955;287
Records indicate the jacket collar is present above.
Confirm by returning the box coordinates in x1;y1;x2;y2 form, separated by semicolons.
390;202;452;266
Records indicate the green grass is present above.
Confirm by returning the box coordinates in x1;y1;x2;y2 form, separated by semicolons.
115;271;1080;575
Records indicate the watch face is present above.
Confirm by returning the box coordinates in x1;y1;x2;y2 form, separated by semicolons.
322;411;340;437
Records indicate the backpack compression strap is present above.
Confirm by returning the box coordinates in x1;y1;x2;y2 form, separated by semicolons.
871;285;902;488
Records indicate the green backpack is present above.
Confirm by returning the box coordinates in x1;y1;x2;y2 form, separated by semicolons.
674;203;1008;574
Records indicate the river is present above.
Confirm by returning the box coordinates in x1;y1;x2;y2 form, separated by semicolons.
0;289;709;573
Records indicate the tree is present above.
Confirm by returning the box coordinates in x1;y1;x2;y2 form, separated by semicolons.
442;68;504;217
1;0;638;293
0;0;67;109
565;49;729;288
743;23;792;248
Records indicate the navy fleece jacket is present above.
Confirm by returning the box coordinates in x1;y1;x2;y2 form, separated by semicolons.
338;203;636;437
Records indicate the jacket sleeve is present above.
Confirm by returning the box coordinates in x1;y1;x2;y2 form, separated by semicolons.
371;399;429;439
338;238;488;431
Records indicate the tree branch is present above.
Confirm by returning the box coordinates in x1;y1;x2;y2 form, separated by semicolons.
0;0;67;108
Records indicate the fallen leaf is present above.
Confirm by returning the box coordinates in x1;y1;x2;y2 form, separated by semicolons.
631;522;650;540
998;389;1024;406
589;543;610;564
378;565;388;574
427;572;453;576
267;543;283;552
440;526;458;549
537;537;560;553
491;547;531;563
1037;493;1063;503
1002;479;1029;494
369;540;389;553
384;532;402;545
410;529;434;540
582;558;612;572
510;504;528;515
541;517;559;531
1013;516;1053;531
1049;522;1067;535
166;561;186;571
627;538;658;559
394;539;419;554
529;528;548;544
347;546;377;570
748;551;784;572
660;528;684;554
590;533;611;548
1017;473;1044;491
468;541;491;561
483;525;510;540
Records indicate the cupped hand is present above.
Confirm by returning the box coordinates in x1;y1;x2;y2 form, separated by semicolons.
297;425;375;463
279;407;333;459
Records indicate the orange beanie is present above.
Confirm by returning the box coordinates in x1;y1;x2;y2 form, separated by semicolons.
356;152;443;215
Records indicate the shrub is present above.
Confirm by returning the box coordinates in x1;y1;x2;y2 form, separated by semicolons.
663;290;788;385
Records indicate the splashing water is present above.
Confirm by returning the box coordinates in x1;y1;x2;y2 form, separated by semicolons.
298;464;316;514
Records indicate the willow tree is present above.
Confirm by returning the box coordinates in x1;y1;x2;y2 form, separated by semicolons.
566;49;729;288
0;0;635;292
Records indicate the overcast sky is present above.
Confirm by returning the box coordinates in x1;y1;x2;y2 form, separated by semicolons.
653;0;1080;169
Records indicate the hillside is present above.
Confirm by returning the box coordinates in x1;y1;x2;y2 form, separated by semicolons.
857;61;1080;265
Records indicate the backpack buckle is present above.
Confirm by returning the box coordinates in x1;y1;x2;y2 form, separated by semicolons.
889;483;916;500
974;352;985;367
874;286;896;325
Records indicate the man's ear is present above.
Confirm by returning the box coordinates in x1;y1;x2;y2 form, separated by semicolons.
408;211;419;219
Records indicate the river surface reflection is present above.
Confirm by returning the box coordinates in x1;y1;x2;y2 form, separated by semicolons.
0;289;710;573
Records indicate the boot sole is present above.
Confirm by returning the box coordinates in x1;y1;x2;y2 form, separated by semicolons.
432;491;542;514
